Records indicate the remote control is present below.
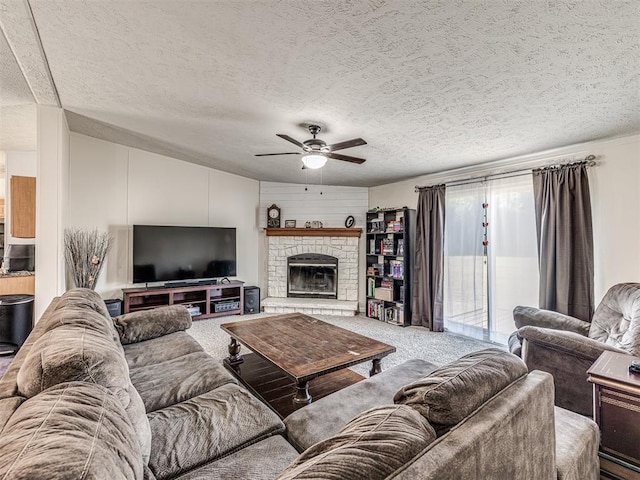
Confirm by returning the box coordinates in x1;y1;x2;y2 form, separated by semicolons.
629;360;640;375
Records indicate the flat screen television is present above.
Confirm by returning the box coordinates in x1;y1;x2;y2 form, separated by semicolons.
132;225;236;284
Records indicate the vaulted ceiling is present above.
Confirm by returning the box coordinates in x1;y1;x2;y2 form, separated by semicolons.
1;1;638;186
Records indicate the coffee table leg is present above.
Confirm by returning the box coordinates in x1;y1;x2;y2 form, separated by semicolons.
227;338;244;366
293;380;312;406
370;358;382;376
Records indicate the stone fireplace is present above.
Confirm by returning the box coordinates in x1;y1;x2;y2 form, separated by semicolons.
263;228;361;316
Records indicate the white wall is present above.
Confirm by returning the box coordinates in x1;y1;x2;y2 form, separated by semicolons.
68;133;260;299
259;182;368;307
35;106;69;318
4;150;37;245
588;137;640;300
369;134;640;304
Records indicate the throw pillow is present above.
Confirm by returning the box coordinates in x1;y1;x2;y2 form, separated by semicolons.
113;305;191;344
394;348;527;432
277;404;436;480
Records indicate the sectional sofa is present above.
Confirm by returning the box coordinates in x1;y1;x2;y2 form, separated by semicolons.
0;288;599;479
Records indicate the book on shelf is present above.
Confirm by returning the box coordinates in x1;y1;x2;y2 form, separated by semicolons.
389;259;404;279
367;263;384;276
383;305;404;325
385;307;395;323
367;299;385;319
380;279;394;289
367;277;376;297
396;242;404;256
381;238;394;255
368;220;385;233
386;219;403;232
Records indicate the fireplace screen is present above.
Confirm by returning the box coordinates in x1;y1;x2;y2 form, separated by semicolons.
287;253;338;299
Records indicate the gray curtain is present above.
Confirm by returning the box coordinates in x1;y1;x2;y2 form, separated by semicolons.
532;163;594;321
413;185;446;330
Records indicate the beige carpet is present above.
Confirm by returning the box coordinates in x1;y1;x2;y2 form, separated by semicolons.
188;312;500;377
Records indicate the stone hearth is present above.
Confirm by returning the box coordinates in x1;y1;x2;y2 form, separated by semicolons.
264;228;360;316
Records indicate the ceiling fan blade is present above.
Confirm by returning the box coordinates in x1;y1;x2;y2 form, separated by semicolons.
327;138;367;151
255;152;300;156
276;134;305;149
327;152;366;164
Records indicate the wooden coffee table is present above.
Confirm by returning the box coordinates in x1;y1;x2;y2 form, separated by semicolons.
220;313;395;416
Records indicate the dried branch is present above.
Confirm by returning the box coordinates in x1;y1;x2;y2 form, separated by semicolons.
64;228;113;290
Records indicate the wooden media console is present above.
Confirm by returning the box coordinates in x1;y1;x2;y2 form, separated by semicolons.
122;281;244;319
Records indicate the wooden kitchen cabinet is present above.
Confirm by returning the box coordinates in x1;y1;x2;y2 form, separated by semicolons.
0;275;35;295
10;176;36;238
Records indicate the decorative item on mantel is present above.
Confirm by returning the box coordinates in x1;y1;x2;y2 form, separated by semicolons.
64;228;113;290
267;204;281;228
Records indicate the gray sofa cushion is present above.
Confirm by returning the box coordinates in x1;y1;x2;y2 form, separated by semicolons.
55;287;113;319
39;305;121;345
123;331;204;369
588;283;640;355
0;397;24;432
114;305;192;345
555;406;600;480
15;323;152;464
394;348;527;432
277;405;436;480
284;358;437;452
0;381;143;479
130;351;237;412
17;324;131;404
127;383;152;465
173;435;298;480
147;383;285;480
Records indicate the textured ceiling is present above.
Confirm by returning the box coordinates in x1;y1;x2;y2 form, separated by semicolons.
1;0;639;186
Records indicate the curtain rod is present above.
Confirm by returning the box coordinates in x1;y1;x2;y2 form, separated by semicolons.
415;154;596;191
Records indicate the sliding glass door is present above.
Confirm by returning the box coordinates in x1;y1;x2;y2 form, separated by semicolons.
443;176;538;344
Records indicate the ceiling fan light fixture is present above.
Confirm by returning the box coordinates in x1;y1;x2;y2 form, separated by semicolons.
301;154;327;169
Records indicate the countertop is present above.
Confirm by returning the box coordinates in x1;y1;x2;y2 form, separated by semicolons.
0;271;35;278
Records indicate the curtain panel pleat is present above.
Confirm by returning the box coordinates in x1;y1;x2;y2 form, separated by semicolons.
532;163;594;321
413;185;446;330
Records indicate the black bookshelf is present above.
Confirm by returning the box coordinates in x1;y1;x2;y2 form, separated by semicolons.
365;207;416;326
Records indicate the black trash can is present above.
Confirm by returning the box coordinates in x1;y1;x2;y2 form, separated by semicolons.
104;299;122;317
0;294;34;356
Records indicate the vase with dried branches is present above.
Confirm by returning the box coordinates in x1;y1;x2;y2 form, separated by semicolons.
64;228;113;290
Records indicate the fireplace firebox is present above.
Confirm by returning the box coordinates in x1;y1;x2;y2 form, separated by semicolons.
287;254;338;299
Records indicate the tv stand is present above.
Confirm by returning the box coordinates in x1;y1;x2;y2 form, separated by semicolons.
122;281;244;319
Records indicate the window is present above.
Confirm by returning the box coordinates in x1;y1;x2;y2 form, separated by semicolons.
443;175;539;344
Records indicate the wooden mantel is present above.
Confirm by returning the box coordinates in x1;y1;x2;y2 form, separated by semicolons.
265;227;362;238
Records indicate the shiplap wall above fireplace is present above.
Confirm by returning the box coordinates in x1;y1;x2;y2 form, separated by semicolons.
259;182;368;230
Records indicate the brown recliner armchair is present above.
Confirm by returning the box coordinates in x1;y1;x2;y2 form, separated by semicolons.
509;283;640;417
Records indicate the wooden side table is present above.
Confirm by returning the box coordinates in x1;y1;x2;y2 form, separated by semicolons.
588;351;640;480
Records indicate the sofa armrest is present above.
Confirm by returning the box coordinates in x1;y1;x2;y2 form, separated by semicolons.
519;326;629;416
519;326;627;360
113;305;192;345
513;306;590;336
